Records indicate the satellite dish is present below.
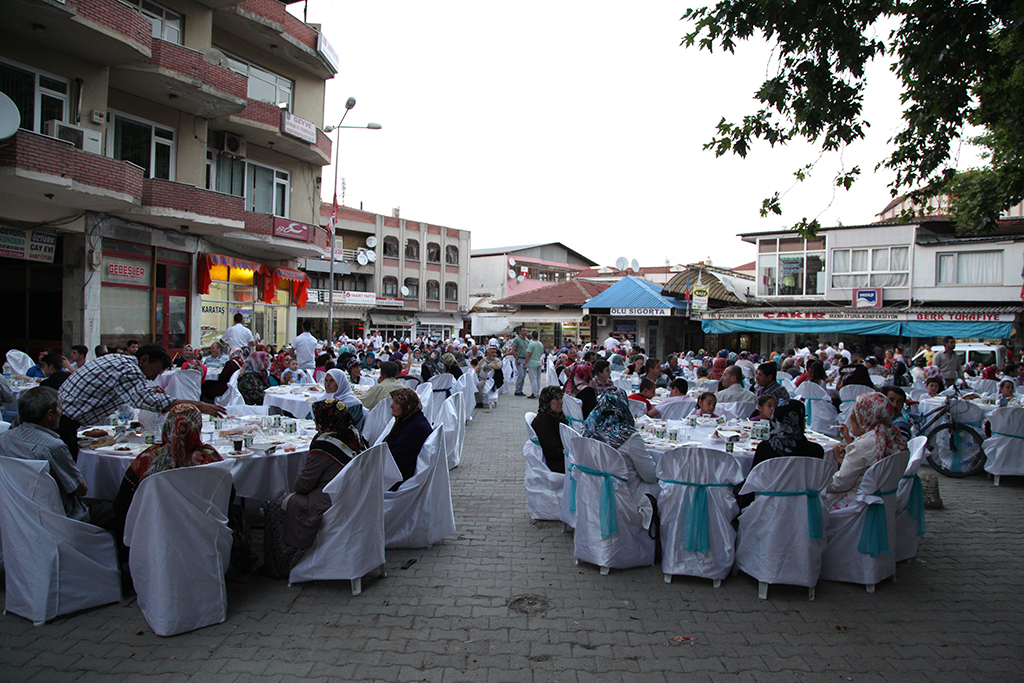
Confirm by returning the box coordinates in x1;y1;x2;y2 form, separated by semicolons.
508;269;517;279
508;257;516;266
516;275;525;283
366;250;376;262
0;92;19;142
401;286;410;297
615;256;628;271
365;235;377;248
356;252;368;266
631;259;640;273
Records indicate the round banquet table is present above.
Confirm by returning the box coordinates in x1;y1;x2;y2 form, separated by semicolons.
917;396;1005;418
262;388;328;418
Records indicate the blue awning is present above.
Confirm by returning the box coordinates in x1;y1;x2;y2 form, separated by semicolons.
900;321;1013;338
702;319;903;336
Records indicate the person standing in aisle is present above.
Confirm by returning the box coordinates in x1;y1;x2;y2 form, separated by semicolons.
292;320;318;372
511;327;530;396
524;331;545;399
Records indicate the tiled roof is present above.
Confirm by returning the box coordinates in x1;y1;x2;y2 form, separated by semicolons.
583;276;688;310
493;279;610;306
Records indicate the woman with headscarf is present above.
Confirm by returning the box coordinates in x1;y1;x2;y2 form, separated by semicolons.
608;352;625;372
581;388;658;504
323;368;365;431
532;386;568;473
710;356;728;381
420;349;444;382
237;350;270;405
173;344;196;368
261;399;369;578
890;358;911;387
564;362;597;419
441;352;463;380
200;347;244;403
827;392;908;510
839;364;874;391
752;400;823;469
268;350;291;386
362;350;377;371
383;388;434;489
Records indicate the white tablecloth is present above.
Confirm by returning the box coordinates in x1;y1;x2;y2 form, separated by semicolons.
263;389;328;418
917;396;1002;417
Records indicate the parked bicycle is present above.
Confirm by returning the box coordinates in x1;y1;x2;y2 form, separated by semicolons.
917;385;986;477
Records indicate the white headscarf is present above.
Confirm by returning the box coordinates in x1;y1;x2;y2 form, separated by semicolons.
325;368;359;409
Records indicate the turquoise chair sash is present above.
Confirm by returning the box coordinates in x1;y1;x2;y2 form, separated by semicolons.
804;396;828;423
857;487;898;557
991;430;1024;439
663;479;733;553
568;463;626;538
566;415;585;428
901;474;926;537
754;488;825;540
529;438;540;446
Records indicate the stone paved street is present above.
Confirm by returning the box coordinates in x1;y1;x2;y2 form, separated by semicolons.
1;394;1022;682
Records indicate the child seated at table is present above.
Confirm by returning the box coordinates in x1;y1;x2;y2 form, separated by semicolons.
628;379;659;418
695;391;719;418
281;358;305;385
751;394;777;421
998;379;1015;407
925;377;943;397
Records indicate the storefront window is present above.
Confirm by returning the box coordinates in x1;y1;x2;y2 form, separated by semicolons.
757;236;826;297
200;264;289;348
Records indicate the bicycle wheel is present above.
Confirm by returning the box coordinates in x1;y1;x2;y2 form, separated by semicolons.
925;423;986;477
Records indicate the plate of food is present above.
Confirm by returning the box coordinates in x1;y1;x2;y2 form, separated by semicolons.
224;449;254;459
95;443;145;456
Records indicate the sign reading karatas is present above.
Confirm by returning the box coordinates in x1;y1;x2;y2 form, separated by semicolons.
273;218;311;241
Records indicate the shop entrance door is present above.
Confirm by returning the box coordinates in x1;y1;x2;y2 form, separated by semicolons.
647;323;659;359
155;293;188;353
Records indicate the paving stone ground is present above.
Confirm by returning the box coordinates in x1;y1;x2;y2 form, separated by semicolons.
1;393;1022;682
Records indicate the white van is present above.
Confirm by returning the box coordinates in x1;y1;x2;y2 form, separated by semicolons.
912;343;1007;369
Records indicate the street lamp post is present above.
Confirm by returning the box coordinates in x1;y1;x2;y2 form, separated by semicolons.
324;97;381;343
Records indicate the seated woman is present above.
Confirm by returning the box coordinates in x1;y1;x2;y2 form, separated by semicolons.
267;350;292;386
695;391;719;418
565;362;597;419
751;394;777;421
324;368;365;432
261;399;368;578
346;357;368;387
237;351;270;405
840;365;875;391
441;352;463;380
173;344;197;368
200;347;243;403
382;388;434;489
581;388;658;504
827;392;907;510
531;386;568;473
623;355;646;377
752;401;822;468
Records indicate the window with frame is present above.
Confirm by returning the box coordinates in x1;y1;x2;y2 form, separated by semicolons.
0;58;69;133
936;251;1002;285
444;281;458;302
222;52;293;110
426;279;440;300
756;237;826;296
405;238;419;261
403;277;419;298
206;151;288;216
445;245;459;265
426;242;441;263
832;246;909;288
382;236;399;258
382;276;399;297
109;111;175;180
122;0;183;44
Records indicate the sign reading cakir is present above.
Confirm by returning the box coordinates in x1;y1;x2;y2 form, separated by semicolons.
702;309;1016;322
273;217;311;241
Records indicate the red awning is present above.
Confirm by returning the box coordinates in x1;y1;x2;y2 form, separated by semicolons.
266;267;311;307
198;253;270;296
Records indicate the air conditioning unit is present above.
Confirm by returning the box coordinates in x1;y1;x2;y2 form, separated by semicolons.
220;133;246;157
596;316;608;327
459;305;468;312
44;120;102;154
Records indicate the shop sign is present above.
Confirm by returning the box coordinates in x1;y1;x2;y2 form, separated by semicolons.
691;285;709;312
280;111;317;144
201;303;227;316
103;256;150;284
912;312;1015;322
610;307;672;317
702;309;1016;322
317;32;340;72
853;288;882;308
0;227;56;263
376;297;403;307
333;290;376;305
273;217;311;241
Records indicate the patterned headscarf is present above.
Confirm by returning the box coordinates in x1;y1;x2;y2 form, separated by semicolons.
228;346;244;361
126;405;222;486
390;387;422;419
310;399;368;466
924;364;943;381
767;400;809;455
582;388;636;449
269;351;291;382
244;351;269;375
710;357;728;380
981;365;998;380
852;392;907;460
565;361;593;398
538;385;568;426
441;352;458;370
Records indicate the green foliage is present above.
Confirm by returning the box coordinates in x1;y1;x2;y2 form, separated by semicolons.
682;0;1024;235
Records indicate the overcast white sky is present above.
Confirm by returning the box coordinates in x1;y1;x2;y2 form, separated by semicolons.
296;2;983;269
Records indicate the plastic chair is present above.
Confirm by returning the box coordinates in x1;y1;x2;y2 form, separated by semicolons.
820;451;910;592
717;401;757;421
983;406;1024;485
896;437;928;562
657;399;696;421
428;373;454;401
569;436;655;573
288;444;403;594
123;461;233;636
383;428;456;548
523;412;564;521
0;458;121;626
562;394;586;430
838;385;874;425
166;368;202;401
735;457;836;600
441;393;466;469
361;398;393;445
658;447;744;586
627;398;648;418
795;382;839;437
215;383;245;407
5;350;32;376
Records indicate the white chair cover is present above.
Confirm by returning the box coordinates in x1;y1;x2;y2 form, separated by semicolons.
740;366;753;379
499;356;515;394
870;374;886;387
458;373;475;423
559;422;581;528
482;373;498;407
613;377;635;394
562;394;586;431
165;368;202;401
546;362;560;389
838;385;874;425
569;436;655;570
983;406;1024;482
736;457;836;590
777;377;795;394
795;382;839;437
908;388;930;403
215;383;245;407
928;400;986;474
383;428;456;548
0;420;10;433
658;447;744;583
820;451;910;589
701;380;720;393
415;383;437;426
123;461;233;636
627;398;647;418
896;437;928;562
399;377;421;389
6;350;32;376
428;372;454;400
717;401;756;421
288;444;403;593
657;399;696;421
0;458;121;625
971;378;998;395
361;398;394;445
523;412;564;521
441;393;466;469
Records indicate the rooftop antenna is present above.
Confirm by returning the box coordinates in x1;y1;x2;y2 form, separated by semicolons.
630;259;640;273
615;256;628;271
